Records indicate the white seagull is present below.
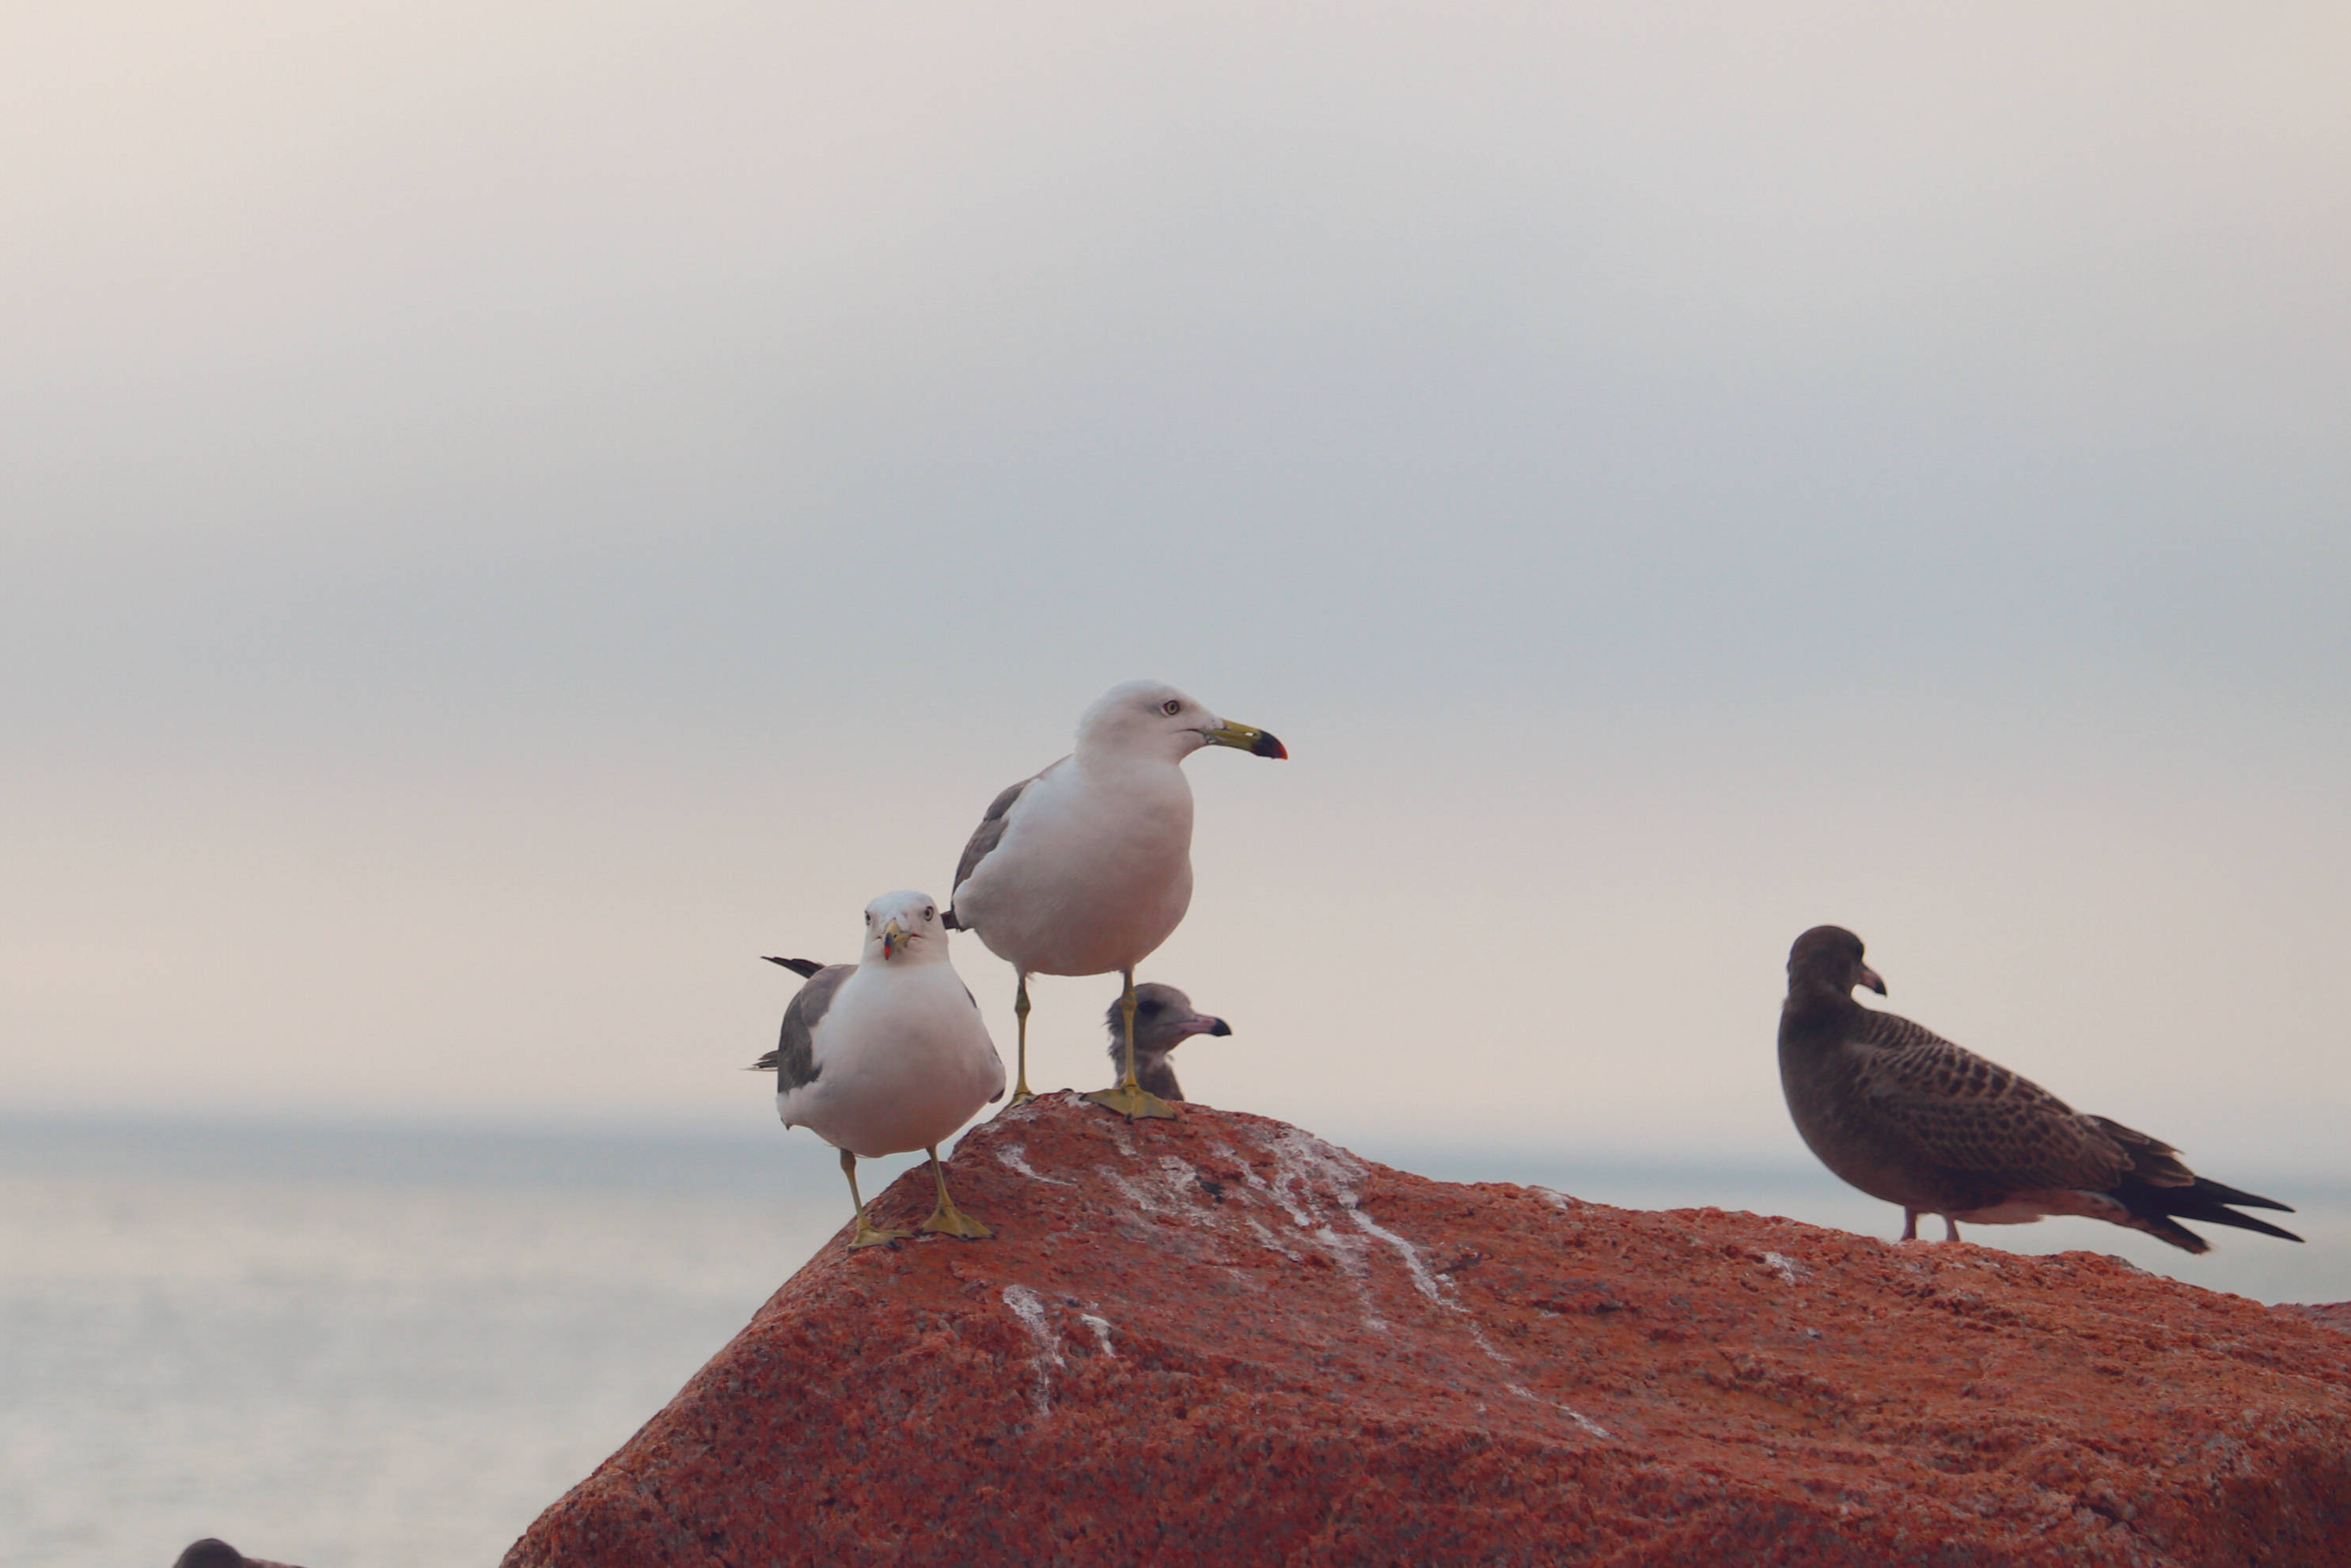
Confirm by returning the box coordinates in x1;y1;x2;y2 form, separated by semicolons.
944;679;1285;1120
753;891;1005;1248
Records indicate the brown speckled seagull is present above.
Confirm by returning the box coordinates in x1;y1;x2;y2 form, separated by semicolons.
173;1542;305;1568
1777;926;2300;1253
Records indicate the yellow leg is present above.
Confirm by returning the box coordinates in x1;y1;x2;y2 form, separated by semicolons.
1084;968;1176;1121
842;1149;908;1249
918;1145;992;1240
1000;972;1036;1110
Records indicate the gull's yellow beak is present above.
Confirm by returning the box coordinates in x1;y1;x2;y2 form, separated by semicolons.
882;919;909;960
1204;720;1288;759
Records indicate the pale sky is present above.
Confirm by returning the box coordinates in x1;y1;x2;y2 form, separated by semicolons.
5;3;2348;1180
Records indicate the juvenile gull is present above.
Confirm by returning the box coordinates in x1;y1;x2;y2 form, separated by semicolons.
173;1543;304;1568
1098;982;1231;1104
753;891;1005;1248
1777;925;2300;1252
945;679;1284;1120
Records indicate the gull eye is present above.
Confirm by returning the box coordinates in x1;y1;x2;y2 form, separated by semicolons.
1160;699;1181;715
923;906;935;921
1137;1000;1162;1016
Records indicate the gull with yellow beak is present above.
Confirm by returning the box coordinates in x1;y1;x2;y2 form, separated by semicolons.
754;891;1005;1248
944;679;1286;1120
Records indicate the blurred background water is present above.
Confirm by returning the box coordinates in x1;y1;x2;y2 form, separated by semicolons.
4;1115;2342;1568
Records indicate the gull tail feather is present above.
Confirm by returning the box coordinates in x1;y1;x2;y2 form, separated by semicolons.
2111;1173;2303;1253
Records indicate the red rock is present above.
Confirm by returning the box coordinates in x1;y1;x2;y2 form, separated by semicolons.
2291;1302;2351;1337
503;1098;2351;1567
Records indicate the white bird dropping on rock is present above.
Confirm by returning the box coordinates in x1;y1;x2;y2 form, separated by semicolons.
757;891;1005;1248
944;679;1286;1121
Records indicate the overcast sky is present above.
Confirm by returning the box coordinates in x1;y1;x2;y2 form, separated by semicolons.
6;3;2347;1183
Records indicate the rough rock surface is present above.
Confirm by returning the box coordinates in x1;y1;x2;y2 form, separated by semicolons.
2289;1301;2351;1337
505;1097;2351;1567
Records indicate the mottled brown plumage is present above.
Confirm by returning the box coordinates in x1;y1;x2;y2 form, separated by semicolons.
1777;926;2298;1252
173;1543;305;1568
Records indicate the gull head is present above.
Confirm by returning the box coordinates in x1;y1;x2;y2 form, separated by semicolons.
1786;925;1887;998
1112;982;1234;1054
863;890;949;965
1076;679;1288;764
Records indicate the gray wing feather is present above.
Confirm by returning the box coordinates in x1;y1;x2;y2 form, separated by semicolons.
1849;1010;2128;1190
753;964;855;1088
947;774;1040;918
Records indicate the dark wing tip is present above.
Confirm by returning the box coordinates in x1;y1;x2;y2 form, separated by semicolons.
2190;1176;2296;1214
748;1050;779;1072
2122;1173;2307;1248
764;956;825;978
943;909;963;931
2178;1200;2305;1243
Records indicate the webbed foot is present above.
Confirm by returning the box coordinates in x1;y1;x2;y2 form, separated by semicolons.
920;1201;993;1240
916;1144;993;1238
1085;1081;1177;1121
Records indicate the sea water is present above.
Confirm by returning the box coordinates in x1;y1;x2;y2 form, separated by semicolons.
2;1119;2342;1568
0;1120;923;1568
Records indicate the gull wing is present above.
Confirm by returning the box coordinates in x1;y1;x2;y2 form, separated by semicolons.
751;964;855;1087
945;763;1058;925
1847;1010;2130;1191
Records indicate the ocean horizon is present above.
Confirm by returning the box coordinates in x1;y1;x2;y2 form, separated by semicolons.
7;1113;2344;1568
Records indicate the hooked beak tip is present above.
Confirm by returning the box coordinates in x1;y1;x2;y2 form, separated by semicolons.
1207;720;1287;759
1206;1017;1232;1036
1858;965;1887;996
